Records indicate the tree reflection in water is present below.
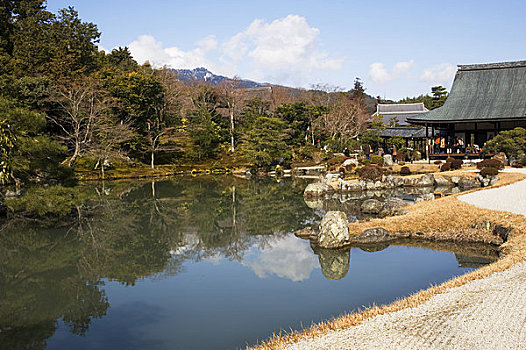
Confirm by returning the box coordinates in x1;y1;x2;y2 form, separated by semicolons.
0;176;317;348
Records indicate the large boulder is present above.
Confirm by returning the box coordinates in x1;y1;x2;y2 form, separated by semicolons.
325;173;340;182
318;211;350;249
304;182;334;197
458;178;480;189
383;154;393;166
361;199;383;214
380;198;407;216
434;176;452;187
415;193;435;203
491;152;507;167
349;227;393;244
315;247;351;280
417;173;435;187
339;179;365;192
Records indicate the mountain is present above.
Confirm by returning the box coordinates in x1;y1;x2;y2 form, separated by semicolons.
171;67;269;88
171;67;378;114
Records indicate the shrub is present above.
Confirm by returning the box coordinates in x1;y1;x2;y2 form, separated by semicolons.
480;167;499;177
400;166;411;175
357;164;385;181
441;162;452;171
512;163;524;168
396;153;406;162
370;155;383;165
477;158;504;170
434;160;443;165
295;145;317;160
412;150;422;161
339;167;345;174
484;127;526;160
446;157;455;163
451;159;463;170
398;161;406;165
327;156;348;166
360;159;371;165
344;163;356;172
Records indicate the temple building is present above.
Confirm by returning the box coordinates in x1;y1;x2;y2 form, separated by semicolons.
407;61;526;157
372;102;429;126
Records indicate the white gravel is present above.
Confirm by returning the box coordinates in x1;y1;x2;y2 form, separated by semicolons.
285;262;526;350
458;168;526;216
282;169;526;350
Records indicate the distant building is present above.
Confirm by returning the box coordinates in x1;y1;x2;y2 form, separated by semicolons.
372;103;429;126
407;60;526;154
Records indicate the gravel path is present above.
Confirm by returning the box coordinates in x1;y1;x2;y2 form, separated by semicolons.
458;168;526;216
284;170;526;350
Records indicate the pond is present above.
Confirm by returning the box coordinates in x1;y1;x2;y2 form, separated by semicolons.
0;177;498;350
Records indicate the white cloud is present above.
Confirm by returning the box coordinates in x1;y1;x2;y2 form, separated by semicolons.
242;235;319;282
126;15;342;87
393;59;414;74
369;59;415;84
369;62;391;83
222;15;343;86
420;63;456;84
197;35;218;52
128;34;214;70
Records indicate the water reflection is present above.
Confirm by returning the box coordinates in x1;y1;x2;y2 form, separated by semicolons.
242;236;318;282
0;177;499;349
314;247;351;280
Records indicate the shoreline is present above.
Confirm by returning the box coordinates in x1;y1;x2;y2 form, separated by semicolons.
248;169;526;350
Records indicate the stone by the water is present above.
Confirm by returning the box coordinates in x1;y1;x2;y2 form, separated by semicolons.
317;211;350;249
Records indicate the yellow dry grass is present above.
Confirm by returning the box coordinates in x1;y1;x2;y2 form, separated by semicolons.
248;171;526;350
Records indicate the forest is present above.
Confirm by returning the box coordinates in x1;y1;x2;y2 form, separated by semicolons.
0;1;450;188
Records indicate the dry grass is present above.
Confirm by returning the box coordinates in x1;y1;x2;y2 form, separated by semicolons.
248;171;526;350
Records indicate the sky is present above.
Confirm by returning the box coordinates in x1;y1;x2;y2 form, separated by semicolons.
46;0;526;100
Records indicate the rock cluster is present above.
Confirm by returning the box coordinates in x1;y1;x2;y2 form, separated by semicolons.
360;198;408;216
301;210;398;249
475;174;499;187
304;182;334;197
338;174;436;193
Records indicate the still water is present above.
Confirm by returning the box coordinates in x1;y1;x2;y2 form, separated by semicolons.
0;177;496;350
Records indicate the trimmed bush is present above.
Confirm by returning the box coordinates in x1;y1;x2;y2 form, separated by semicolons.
398;161;406;165
327;156;348;166
400;166;411;175
357;164;385;181
370;155;383;165
434;160;443;165
451;159;463;170
480;167;499;177
477;158;504;170
512;163;524;168
441;162;452;171
295;145;317;160
446;157;455;163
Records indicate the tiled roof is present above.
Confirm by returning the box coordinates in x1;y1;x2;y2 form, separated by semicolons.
408;60;526;123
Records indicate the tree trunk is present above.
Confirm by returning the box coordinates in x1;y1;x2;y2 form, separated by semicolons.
230;110;235;152
68;141;81;167
151;151;155;169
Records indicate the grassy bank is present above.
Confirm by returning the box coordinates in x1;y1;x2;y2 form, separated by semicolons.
249;170;526;350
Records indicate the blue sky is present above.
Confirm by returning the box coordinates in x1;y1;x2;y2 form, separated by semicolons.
47;0;526;99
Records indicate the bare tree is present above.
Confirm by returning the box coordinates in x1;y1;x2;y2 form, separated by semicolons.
315;92;368;143
49;77;109;166
218;77;245;152
90;114;135;178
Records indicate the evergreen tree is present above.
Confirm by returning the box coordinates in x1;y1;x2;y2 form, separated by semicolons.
240;98;291;168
